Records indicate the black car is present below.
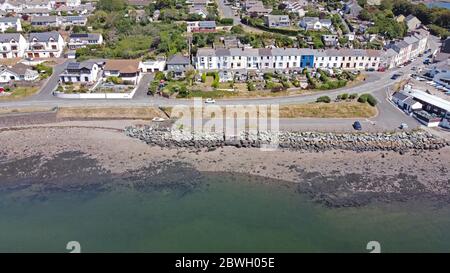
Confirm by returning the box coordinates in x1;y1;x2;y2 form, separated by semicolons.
391;74;400;80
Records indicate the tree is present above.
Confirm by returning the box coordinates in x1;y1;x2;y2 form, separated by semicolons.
97;0;126;12
379;0;393;11
358;9;372;21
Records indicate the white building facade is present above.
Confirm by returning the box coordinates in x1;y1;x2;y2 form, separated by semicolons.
0;33;27;59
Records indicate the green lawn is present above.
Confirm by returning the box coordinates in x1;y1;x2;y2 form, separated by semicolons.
0;87;39;101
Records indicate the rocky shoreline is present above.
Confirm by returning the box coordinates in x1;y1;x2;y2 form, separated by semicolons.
125;125;450;153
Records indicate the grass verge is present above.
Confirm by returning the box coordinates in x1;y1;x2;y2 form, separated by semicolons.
56;107;167;120
0;87;39;101
279;102;377;118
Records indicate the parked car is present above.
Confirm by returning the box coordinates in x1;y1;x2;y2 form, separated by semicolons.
152;117;165;122
353;121;362;131
205;98;216;104
399;123;408;129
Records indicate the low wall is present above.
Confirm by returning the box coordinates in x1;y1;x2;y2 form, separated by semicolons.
54;86;137;99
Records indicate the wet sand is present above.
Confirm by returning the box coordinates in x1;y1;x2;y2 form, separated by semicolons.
0;119;449;207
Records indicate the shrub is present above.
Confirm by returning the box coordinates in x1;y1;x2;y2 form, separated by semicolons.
316;96;331;103
219;18;234;25
106;76;122;84
292;80;300;87
337;79;347;88
211;72;219;88
281;80;291;89
358;93;377;106
340;93;348;100
366;94;377;106
201;73;206;83
154;71;165;81
357;95;367;103
247;81;256;91
349;93;358;100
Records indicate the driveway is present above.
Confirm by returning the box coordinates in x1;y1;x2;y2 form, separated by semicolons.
31;60;70;101
132;73;154;100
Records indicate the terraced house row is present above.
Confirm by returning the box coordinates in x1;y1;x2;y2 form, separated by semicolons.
194;47;382;72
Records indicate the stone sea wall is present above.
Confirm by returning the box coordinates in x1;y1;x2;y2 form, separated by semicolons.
125;125;450;153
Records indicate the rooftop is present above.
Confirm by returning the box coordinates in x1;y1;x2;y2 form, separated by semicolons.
403;89;450;112
104;59;140;73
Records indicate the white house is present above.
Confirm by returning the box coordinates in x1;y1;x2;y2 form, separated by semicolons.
0;63;39;83
26;31;65;58
0;67;17;83
1;0;54;12
299;17;332;31
103;59;141;85
0;33;27;59
60;61;100;83
0;17;22;33
140;58;166;72
67;33;103;50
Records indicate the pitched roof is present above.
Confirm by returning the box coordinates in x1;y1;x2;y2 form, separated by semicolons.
0;17;19;23
8;63;33;75
69;33;102;41
66;61;96;71
392;92;409;101
0;33;22;43
198;21;216;28
29;31;61;42
31;16;58;23
104;59;140;73
167;54;190;65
